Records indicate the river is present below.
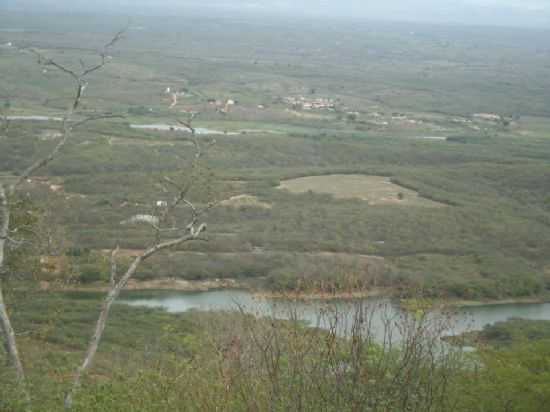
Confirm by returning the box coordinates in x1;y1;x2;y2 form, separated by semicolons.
119;290;550;342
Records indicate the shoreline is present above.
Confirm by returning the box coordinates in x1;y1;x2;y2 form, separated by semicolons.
46;278;550;308
252;288;388;301
439;296;550;308
47;278;244;294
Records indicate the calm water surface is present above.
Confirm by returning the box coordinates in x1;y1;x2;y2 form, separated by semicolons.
120;290;550;340
7;115;63;121
130;124;239;135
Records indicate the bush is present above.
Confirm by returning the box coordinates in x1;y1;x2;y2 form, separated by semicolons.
78;265;105;284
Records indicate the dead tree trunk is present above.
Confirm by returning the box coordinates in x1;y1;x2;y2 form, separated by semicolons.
0;184;26;384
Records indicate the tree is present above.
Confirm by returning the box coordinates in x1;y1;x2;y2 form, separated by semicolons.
0;28;217;408
0;28;125;402
64;113;215;408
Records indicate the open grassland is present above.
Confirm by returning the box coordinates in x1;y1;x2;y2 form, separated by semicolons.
278;174;445;207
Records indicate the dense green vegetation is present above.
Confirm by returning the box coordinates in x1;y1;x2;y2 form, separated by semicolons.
478;319;550;345
2;118;549;298
1;13;549;299
449;318;550;348
1;11;550;410
448;319;550;412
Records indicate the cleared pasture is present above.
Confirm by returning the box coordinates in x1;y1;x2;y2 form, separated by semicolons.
278;174;445;207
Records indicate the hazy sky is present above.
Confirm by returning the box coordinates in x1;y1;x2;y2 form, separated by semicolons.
4;0;550;28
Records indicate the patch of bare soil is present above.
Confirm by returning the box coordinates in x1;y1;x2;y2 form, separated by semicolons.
220;194;272;209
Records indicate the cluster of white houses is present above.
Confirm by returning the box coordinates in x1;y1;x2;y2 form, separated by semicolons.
285;96;336;111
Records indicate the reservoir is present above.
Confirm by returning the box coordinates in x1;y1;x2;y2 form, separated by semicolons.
120;289;550;340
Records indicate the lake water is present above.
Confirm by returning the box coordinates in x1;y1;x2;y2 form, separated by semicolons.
130;124;239;135
120;290;550;341
7;116;63;121
5;118;234;136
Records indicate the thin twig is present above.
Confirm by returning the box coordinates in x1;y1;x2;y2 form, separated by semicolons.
71;113;124;129
110;246;120;287
0;28;126;403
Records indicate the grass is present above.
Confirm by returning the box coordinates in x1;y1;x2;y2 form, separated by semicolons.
278;174;445;207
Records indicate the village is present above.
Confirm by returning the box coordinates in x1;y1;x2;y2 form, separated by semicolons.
284;95;336;111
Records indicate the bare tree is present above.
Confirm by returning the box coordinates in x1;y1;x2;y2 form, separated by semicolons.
0;30;125;399
199;299;463;412
64;112;216;408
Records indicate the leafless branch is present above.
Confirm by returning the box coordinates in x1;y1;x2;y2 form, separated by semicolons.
29;27;126;82
103;27;127;51
0;28;126;402
29;49;80;81
0;185;27;388
9;224;40;239
64;111;215;407
110;246;120;287
64;224;207;409
1;236;26;247
176;116;197;135
11;30;126;193
0;111;10;135
71;113;125;129
11;127;70;192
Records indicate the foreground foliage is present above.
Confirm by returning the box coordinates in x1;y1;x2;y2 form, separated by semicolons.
1;292;549;411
